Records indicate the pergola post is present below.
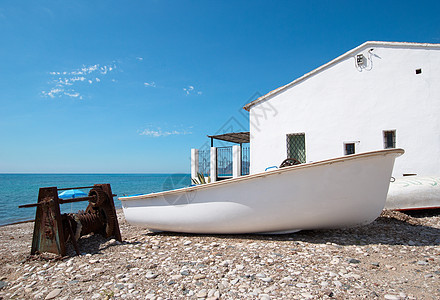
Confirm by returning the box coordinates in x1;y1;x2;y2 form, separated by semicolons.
210;147;217;182
191;148;199;181
232;145;241;178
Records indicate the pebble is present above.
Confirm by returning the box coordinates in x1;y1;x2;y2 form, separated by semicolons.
196;289;207;298
145;272;158;279
45;288;62;300
0;209;439;300
348;258;361;264
0;281;7;289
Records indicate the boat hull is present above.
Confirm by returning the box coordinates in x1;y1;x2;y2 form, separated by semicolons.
120;149;403;234
385;176;440;210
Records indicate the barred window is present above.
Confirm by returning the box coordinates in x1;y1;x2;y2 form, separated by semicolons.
344;143;355;155
383;130;396;149
286;133;306;163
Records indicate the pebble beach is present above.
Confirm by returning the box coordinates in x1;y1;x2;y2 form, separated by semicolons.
0;209;439;300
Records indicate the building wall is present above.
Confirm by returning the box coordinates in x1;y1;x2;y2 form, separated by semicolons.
249;44;440;177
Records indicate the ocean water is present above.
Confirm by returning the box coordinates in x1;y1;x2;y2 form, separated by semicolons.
0;174;191;226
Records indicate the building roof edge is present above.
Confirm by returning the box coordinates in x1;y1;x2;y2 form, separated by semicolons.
243;41;440;111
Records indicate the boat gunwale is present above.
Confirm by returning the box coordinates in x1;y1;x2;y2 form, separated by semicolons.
119;148;404;201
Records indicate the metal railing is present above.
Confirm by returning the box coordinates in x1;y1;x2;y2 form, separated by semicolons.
217;147;233;177
241;146;250;175
198;149;211;176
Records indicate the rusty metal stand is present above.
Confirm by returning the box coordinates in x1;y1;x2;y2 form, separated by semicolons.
19;184;122;256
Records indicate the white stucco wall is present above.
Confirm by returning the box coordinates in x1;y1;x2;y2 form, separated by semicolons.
249;43;440;177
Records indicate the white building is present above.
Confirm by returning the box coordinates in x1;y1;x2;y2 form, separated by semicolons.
244;41;440;177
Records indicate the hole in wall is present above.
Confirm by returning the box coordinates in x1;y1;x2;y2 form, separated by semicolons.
415;68;422;74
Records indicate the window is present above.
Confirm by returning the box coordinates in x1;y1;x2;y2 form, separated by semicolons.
383;130;396;148
344;143;355;155
286;133;306;163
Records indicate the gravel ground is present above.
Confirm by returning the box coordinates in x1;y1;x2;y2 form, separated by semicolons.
0;209;439;299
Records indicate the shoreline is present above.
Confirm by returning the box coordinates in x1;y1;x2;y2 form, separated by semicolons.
0;219;35;227
0;209;439;299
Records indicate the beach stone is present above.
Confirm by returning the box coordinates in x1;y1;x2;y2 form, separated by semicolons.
0;281;7;289
1;208;440;299
45;288;62;299
145;272;158;279
348;258;361;264
194;274;206;280
171;274;183;280
196;289;207;298
384;295;400;300
103;281;113;287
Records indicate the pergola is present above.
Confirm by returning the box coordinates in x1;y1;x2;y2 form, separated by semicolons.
207;132;250;147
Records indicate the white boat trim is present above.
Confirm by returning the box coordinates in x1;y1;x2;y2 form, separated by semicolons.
119;148;404;201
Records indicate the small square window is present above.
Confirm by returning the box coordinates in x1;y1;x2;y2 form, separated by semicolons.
383;130;396;149
344;143;355;155
415;68;422;74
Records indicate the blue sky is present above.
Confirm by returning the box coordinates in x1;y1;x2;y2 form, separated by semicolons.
1;0;439;173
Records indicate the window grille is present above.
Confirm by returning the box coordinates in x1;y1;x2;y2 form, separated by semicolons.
286;133;306;163
345;143;355;155
383;130;396;149
241;146;250;176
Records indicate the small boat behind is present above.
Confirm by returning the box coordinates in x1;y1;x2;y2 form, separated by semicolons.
120;149;404;234
385;176;440;211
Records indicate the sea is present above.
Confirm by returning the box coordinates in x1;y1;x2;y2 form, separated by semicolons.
0;173;191;226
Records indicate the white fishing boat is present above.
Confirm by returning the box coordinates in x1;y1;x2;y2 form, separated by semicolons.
385;176;440;211
120;149;403;234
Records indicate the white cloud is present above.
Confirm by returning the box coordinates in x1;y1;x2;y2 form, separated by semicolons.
136;57;143;61
144;82;156;88
139;128;192;137
64;92;82;99
42;88;64;98
183;85;202;96
42;63;117;100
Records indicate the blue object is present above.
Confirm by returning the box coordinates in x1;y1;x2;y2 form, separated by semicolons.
265;166;278;171
58;189;87;199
